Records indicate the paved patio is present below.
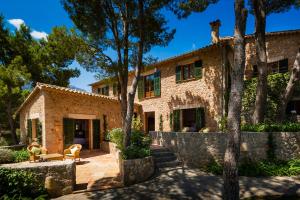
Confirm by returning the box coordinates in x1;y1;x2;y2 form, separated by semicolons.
75;150;122;191
55;167;300;200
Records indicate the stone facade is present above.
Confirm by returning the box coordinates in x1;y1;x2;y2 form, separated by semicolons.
19;83;141;153
91;31;300;132
0;160;75;198
151;131;300;168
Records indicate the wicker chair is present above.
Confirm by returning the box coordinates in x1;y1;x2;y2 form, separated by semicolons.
27;144;48;162
64;144;82;161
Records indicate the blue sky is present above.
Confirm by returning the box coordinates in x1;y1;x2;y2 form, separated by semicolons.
1;0;300;91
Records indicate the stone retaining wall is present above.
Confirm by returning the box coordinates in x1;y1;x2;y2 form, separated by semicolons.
0;160;75;198
0;144;26;150
120;156;154;186
150;131;300;168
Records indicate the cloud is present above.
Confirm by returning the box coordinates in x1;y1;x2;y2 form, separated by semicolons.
192;43;196;50
8;19;25;30
30;30;48;40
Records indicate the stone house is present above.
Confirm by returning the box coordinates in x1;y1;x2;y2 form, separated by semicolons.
17;83;141;153
91;26;300;133
18;22;300;153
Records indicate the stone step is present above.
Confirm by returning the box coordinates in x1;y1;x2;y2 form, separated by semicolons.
158;166;184;173
156;160;182;168
151;147;170;153
154;155;177;163
151;151;174;157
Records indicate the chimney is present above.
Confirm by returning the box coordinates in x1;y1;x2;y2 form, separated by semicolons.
210;19;221;44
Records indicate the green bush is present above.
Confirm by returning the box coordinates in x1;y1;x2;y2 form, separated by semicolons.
108;128;151;160
13;149;29;163
241;122;300;132
0;149;14;164
108;128;124;150
205;159;300;177
0;168;47;198
206;160;223;175
0;137;9;146
122;145;151;160
242;72;300;123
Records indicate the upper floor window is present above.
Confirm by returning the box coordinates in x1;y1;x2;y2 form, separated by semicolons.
138;71;160;100
176;60;202;83
252;58;288;77
98;86;109;96
268;59;288;74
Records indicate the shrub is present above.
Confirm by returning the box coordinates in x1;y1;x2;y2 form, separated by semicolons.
205;159;300;177
122;145;150;160
130;130;151;148
108;128;124;150
0;137;9;146
0;168;47;198
132;116;143;130
13;149;29;163
241;122;300;132
206;160;223;175
0;149;14;164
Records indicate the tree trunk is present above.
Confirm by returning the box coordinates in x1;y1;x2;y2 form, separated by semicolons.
278;52;300;122
123;0;144;148
252;0;268;124
6;86;18;144
223;1;247;199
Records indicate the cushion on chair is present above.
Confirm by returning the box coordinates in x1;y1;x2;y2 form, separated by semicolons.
70;146;78;155
65;154;74;157
31;146;41;155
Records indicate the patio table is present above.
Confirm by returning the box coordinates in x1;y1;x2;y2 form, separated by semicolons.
39;153;63;161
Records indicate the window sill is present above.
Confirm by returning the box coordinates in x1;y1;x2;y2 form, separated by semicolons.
176;77;200;84
139;95;161;101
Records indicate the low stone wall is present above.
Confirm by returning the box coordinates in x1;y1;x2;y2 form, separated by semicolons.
0;160;75;198
120;156;154;186
150;131;300;168
0;144;26;150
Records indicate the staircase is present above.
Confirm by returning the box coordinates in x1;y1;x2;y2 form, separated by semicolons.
151;145;182;172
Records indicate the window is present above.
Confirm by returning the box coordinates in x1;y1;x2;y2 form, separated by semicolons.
138;70;160;100
98;86;109;96
173;107;205;132
176;60;202;83
268;59;288;74
252;59;288;77
145;74;155;98
113;83;118;96
252;65;258;77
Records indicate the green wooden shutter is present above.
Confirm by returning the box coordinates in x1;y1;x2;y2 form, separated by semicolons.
154;71;161;96
93;119;100;149
27;119;32;143
194;60;203;79
173;110;180;132
36;119;42;144
176;66;181;83
195;107;205;130
63;118;75;148
138;77;144;100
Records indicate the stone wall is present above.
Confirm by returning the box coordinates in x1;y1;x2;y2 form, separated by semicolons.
150;131;300;168
0;160;75;198
119;156;154;186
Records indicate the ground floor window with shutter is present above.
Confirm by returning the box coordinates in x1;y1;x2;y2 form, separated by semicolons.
173;107;205;132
